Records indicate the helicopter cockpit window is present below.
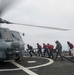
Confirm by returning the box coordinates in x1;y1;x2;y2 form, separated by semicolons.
11;31;21;41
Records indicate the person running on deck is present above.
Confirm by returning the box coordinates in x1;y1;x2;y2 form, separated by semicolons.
37;43;42;57
54;40;63;61
43;43;50;58
67;41;74;59
27;44;37;57
47;43;54;58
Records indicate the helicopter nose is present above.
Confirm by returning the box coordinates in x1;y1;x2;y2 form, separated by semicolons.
11;42;20;49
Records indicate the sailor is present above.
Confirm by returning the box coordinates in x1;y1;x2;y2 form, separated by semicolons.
47;43;54;58
37;43;42;56
43;43;50;58
54;40;63;61
67;41;74;59
27;44;37;57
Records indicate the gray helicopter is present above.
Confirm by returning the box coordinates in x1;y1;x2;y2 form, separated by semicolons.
0;18;25;61
0;0;70;61
0;28;25;61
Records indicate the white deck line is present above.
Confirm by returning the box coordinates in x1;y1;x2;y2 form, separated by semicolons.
11;60;38;75
0;68;21;72
27;57;54;69
0;57;54;75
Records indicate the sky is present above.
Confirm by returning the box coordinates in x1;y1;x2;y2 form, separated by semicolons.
1;0;74;50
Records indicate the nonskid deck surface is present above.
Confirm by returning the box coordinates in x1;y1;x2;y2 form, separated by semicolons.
0;56;74;75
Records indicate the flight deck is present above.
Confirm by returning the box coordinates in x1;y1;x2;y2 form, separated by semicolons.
0;56;74;75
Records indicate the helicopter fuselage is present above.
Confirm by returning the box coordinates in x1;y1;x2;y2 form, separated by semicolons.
0;27;25;61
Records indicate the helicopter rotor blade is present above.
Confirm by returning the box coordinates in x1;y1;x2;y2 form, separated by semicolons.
11;22;70;31
0;19;70;31
0;1;70;31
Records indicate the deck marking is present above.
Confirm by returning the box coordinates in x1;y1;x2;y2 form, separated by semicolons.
0;57;53;75
27;57;54;69
27;61;36;63
0;68;21;72
11;60;38;75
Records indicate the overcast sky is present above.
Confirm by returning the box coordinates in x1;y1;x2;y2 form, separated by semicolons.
1;0;74;50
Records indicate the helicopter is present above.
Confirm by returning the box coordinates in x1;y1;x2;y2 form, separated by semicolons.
0;0;70;61
0;18;25;61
